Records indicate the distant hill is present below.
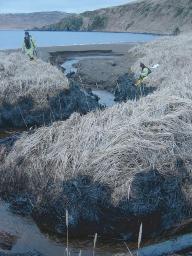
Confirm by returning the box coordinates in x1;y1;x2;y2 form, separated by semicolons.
39;0;192;34
0;12;69;30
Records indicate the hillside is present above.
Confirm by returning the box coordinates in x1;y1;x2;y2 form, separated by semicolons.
40;0;192;34
0;12;69;30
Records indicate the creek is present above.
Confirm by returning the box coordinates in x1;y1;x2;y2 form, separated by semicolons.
61;56;116;107
0;201;127;255
0;200;191;255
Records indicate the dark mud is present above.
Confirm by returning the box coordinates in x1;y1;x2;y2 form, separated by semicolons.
0;82;100;130
114;73;156;102
3;163;191;244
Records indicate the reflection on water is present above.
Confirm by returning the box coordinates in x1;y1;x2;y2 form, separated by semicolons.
0;201;127;255
0;200;191;256
92;90;115;107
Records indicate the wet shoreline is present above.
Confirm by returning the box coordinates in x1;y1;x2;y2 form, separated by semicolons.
0;197;191;256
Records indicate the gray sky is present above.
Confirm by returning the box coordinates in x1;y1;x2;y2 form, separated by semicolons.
0;0;134;13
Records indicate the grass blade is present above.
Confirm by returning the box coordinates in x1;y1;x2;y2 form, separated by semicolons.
93;233;98;256
124;242;134;256
137;223;143;256
66;209;69;256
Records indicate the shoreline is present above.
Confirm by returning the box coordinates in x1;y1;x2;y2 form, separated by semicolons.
38;43;138;91
1;42;137;62
39;42;137;62
30;29;167;36
0;28;166;36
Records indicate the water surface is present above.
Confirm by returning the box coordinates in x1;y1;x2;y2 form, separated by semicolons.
0;201;127;255
0;201;191;256
92;89;115;107
0;30;159;50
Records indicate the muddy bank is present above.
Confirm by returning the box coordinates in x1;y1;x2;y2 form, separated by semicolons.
1;168;187;239
0;200;131;256
66;54;134;92
0;82;100;129
61;54;122;92
114;73;156;102
47;43;136;92
49;44;155;107
1;106;192;242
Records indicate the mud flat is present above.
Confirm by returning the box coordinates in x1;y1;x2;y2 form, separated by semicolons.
38;43;137;91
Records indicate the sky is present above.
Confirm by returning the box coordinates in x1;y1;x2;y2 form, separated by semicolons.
0;0;134;13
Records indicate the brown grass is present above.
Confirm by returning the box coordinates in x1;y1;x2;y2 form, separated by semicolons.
0;52;69;108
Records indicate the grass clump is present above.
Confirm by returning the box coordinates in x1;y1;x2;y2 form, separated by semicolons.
0;52;69;107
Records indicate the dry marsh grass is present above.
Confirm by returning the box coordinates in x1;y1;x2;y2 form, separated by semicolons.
1;33;192;235
0;52;69;108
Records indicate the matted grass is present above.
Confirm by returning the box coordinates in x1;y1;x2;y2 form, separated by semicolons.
0;52;69;108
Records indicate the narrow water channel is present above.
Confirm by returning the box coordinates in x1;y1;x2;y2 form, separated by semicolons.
0;200;192;256
92;89;115;107
61;56;116;107
0;201;128;255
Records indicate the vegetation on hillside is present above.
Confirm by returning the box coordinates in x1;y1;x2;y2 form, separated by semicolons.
38;0;192;34
88;15;108;30
42;15;83;31
41;14;108;31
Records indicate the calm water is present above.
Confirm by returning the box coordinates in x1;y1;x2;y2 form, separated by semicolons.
0;201;127;256
1;200;190;256
92;89;115;107
0;30;158;50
